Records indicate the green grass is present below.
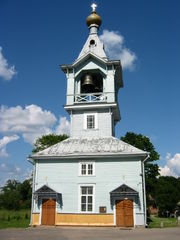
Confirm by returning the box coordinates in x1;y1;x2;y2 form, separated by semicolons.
148;215;178;228
0;209;31;229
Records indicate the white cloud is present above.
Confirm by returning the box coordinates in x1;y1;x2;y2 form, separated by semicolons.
0;161;32;187
0;47;17;81
99;30;137;70
0;135;19;157
0;105;57;144
159;165;172;176
55;116;70;136
100;30;124;47
0;104;70;186
0;104;70;145
160;153;180;177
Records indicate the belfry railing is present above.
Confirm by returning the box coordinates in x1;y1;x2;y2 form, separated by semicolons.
75;93;106;103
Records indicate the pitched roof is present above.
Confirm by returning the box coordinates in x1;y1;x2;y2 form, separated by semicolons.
61;52;121;69
34;185;60;198
31;137;147;160
77;31;107;60
110;184;138;196
34;185;58;194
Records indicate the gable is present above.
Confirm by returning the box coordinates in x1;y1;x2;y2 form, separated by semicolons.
110;184;138;196
74;53;107;77
34;184;60;199
77;33;107;60
34;185;57;194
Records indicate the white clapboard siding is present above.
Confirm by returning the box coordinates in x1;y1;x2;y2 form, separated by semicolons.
71;110;113;138
34;158;144;221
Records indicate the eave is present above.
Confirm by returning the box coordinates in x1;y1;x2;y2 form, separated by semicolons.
60;52;121;71
64;102;121;121
29;152;148;161
64;102;118;110
60;53;104;72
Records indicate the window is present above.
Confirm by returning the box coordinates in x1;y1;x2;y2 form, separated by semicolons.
84;113;98;130
80;186;94;212
81;164;86;175
87;115;95;129
90;39;95;46
80;162;94;176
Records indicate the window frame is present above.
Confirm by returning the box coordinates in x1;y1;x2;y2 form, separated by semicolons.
78;184;95;213
84;113;98;130
87;115;95;129
79;161;95;176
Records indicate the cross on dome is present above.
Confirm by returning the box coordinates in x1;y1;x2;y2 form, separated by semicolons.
91;3;97;12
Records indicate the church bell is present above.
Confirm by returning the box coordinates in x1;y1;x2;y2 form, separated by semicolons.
81;74;95;93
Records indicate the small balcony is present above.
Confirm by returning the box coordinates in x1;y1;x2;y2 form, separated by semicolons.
75;93;107;103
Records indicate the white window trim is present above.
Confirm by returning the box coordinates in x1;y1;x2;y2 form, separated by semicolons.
79;161;95;176
83;112;98;130
78;183;96;213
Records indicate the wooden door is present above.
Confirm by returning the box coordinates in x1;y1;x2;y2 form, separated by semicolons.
42;199;56;225
116;200;125;227
124;199;134;227
116;199;133;227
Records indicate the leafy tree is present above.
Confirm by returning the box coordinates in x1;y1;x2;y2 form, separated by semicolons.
121;132;160;203
19;179;32;208
155;176;180;216
32;134;69;153
0;180;21;210
0;178;32;210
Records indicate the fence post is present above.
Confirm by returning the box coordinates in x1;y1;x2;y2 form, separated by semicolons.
178;216;180;226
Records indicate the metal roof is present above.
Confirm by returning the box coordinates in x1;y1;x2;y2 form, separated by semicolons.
31;137;147;160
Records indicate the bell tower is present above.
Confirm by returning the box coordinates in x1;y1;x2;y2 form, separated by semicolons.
61;4;123;138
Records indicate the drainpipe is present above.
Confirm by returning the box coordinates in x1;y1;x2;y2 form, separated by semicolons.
27;157;35;226
142;154;149;227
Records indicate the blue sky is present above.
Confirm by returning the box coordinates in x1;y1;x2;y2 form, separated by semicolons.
0;0;180;186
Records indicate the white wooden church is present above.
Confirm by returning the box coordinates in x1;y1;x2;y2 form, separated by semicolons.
29;4;148;227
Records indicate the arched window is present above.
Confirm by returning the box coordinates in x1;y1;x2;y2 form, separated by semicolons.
90;39;95;46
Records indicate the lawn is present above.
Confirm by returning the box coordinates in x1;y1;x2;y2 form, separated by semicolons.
0;209;31;229
148;215;178;228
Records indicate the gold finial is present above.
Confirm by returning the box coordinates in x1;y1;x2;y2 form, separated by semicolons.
86;3;102;27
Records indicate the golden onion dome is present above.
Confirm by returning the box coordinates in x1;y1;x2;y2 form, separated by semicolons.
86;11;102;27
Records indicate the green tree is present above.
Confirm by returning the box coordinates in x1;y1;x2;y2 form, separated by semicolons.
0;178;32;210
121;132;160;203
32;134;68;153
19;179;32;208
155;176;180;216
1;179;21;210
